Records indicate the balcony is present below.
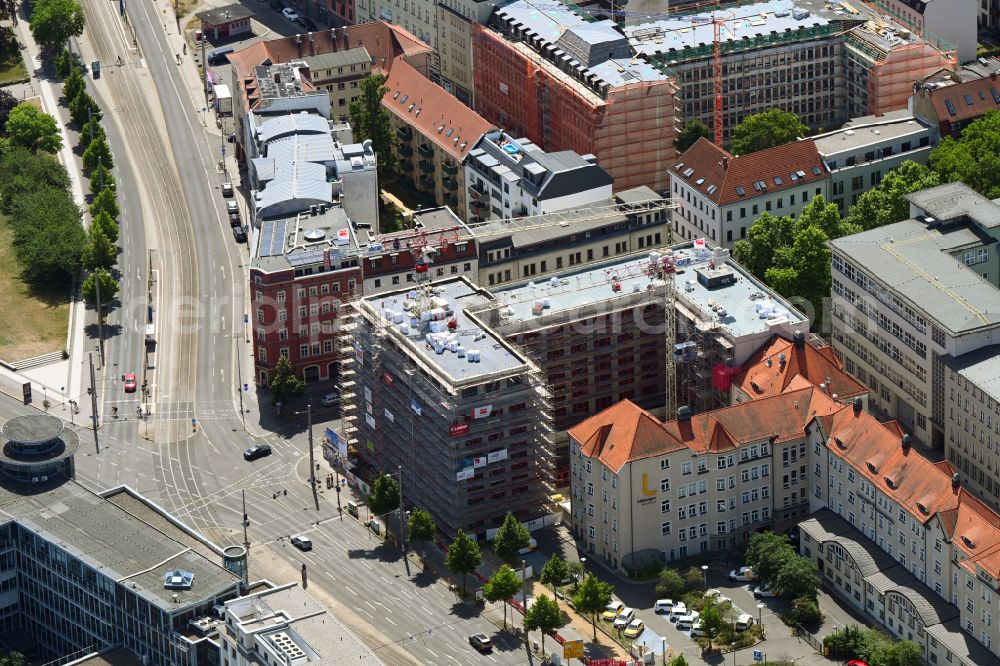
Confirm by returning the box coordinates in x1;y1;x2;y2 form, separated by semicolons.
442;163;458;175
396;126;412;141
400;160;414;172
419;174;435;189
443;176;457;190
418;143;434;158
470;181;488;197
398;144;413;157
445;192;458;207
471;198;487;210
419;160;435;174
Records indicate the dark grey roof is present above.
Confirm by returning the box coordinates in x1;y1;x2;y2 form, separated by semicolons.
554;22;631;67
301;47;371;72
196;3;255;24
530;151;613;199
1;414;63;444
908;182;1000;230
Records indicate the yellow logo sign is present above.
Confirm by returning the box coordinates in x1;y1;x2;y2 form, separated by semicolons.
564;640;584;659
641;473;656;497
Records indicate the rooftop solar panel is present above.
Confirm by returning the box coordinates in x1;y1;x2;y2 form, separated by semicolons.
288;248;326;267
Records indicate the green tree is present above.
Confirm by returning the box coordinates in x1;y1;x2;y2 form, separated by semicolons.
269;355;305;405
683;566;705;590
9;186;84;281
80;115;105;150
790;595;821;627
655;567;685;599
794;194;852;239
6;103;62;153
731;108;808;155
523;593;563;652
878;640;923;666
82;223;116;271
732;212;796;279
668;657;689;666
91;209;119;244
846;160;941;231
82;135;113;172
63;65;85;103
348;74;397;182
0;147;70;211
492;512;531;565
567;560;585;590
0;88;19;133
55;48;73;77
82;268;118;308
69;90;100;128
764;225;832;327
699;601;725;650
483;564;521;628
745;532;789;571
773;555;820;600
929;110;1000;198
90;187;119;221
445;529;482;595
0;651;26;666
571;573;613;640
406;508;436;554
368;472;400;518
823;625;868;661
676;119;712;153
89;163;115;195
539;553;569;591
30;0;86;51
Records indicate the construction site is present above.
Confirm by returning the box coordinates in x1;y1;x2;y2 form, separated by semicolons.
471;2;680;193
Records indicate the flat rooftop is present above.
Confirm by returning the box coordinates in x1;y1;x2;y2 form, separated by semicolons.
943;345;1000;402
830;217;1000;334
0;480;240;611
228;584;382;664
493;254;668;325
252;206;360;273
360;277;531;385
491;243;806;338
814;113;931;155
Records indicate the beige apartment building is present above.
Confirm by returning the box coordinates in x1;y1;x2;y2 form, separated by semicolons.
942;345;1000;511
568;387;840;572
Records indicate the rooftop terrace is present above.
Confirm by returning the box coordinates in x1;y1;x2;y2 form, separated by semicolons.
252;205;360;273
359;277;532;386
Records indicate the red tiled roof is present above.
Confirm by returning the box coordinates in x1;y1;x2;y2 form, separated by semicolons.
570;387;840;471
382;60;494;161
927;76;1000;125
734;335;868;402
568;400;683;473
671;137;827;207
819;404;960;524
949;491;1000;578
229;22;433;110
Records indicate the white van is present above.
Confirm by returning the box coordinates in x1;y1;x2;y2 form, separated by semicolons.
654;599;675;614
669;603;688;621
735;613;755;631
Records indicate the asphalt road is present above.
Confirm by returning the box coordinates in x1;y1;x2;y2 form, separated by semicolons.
47;3;547;664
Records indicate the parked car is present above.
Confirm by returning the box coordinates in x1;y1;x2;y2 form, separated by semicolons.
322;389;341;405
290;535;312;551
226;201;238;215
623;619;644;639
297;15;318;30
753;584;777;598
601;602;624;621
123;373;137;392
518;537;538;555
233;225;247;243
469;634;493;653
281;7;299;20
676;611;700;631
668;603;688;622
613;608;635;629
243;444;272;461
229;211;241;227
654;599;675;614
690;622;706;637
222;182;233;197
735;613;755;631
728;566;756;582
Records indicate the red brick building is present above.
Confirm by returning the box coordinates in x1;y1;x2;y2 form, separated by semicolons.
251;210;361;386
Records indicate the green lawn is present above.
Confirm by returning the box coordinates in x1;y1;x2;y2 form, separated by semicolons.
0;32;27;86
0;214;69;361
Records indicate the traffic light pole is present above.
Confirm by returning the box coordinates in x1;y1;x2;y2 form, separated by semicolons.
88;352;99;453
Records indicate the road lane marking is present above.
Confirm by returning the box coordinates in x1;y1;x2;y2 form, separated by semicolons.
384;616;397;626
357;607;373;619
344;585;358;596
426;649;439;659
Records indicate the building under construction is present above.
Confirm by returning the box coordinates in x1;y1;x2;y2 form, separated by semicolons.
340;277;556;539
472;1;679;193
476;252;675;487
624;0;955;142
